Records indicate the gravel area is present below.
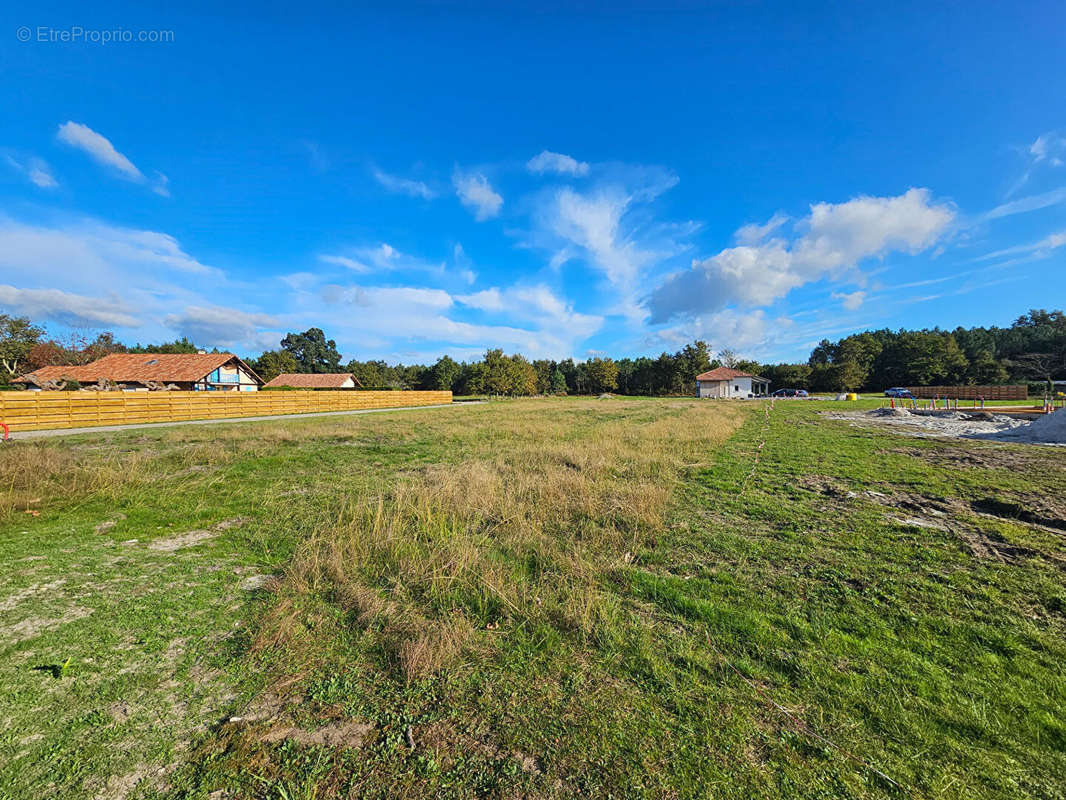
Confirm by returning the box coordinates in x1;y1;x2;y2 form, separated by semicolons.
823;407;1030;440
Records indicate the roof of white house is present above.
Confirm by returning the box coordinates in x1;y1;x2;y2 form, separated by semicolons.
696;367;766;381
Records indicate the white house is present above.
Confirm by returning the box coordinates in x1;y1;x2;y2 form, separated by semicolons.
696;367;770;398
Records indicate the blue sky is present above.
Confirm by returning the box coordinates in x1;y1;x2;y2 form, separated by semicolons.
1;1;1064;364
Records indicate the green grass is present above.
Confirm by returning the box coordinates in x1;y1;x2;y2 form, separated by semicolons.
1;398;1063;799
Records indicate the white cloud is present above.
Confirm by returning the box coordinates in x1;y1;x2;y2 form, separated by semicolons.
521;165;688;325
0;217;217;285
1029;132;1066;166
278;275;598;361
795;189;954;271
457;284;603;340
318;243;444;276
975;230;1066;263
981;186;1066;221
832;290;867;310
279;272;319;290
527;150;590;177
1005;132;1066;198
163;305;280;348
648;188;954;322
0;285;140;328
453;170;503;220
57;121;144;181
152;171;170;197
318;254;371;272
452;243;478;285
735;212;789;245
537;170;683;288
4;154;58;189
646;309;776;358
372;166;436;200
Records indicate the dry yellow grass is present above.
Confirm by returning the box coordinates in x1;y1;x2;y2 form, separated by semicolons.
261;398;748;680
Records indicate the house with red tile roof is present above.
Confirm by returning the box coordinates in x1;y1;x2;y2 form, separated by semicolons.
262;373;362;389
695;367;769;398
16;353;263;391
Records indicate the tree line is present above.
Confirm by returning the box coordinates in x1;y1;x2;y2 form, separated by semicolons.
1;309;1062;395
762;309;1066;393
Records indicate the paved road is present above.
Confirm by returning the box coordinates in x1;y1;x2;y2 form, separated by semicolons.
5;401;477;440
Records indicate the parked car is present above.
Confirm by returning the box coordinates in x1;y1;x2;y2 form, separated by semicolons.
884;387;915;398
772;388;809;397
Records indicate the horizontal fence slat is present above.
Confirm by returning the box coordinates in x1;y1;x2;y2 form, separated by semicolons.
906;385;1027;400
0;390;452;432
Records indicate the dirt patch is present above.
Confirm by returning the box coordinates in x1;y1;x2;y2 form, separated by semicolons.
95;513;127;534
862;489;1059;563
971;497;1066;534
4;605;93;643
884;445;1044;472
0;579;66;612
261;721;374;748
796;474;856;500
109;701;133;723
238;573;274;591
93;762;172;800
147;518;247;552
416;720;542;775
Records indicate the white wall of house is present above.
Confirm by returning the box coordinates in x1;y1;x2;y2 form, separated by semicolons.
339;376;356;388
699;377;768;398
730;377;754;396
698;380;727;398
197;362;260;391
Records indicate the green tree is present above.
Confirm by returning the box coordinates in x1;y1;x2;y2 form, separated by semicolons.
129;337;200;354
531;359;555;394
254;350;299;382
483;349;512;395
550;367;567;394
762;362;811;390
456;361;488;395
426;356;461;391
0;315;45;380
717;348;740;369
347;360;387;388
966;349;1009;384
584;357;619;394
280;328;342;373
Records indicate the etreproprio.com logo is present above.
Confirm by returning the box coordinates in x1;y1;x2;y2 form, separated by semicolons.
16;26;174;44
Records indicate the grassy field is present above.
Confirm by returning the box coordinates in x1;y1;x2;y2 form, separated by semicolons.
1;398;1063;799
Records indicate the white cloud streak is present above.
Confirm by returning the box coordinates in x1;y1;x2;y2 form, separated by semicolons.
453;170;503;220
527;150;590;176
57;121;144;180
0;285;140;328
163;306;280;348
372;166;436;199
981;186;1066;221
4;154;58;189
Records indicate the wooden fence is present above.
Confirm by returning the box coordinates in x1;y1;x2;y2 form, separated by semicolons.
906;385;1027;400
0;390;452;432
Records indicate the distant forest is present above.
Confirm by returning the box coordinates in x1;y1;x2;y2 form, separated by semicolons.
1;309;1063;395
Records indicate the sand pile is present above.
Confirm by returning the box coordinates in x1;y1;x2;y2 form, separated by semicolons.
826;408;1027;438
982;408;1066;445
868;407;910;417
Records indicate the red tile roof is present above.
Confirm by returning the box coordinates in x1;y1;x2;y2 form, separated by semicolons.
18;353;260;385
263;373;361;388
696;367;765;381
